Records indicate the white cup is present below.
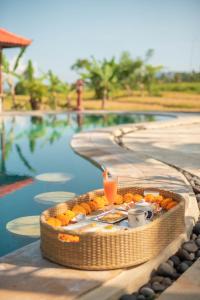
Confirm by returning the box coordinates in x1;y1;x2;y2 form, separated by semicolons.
135;201;154;220
128;209;148;228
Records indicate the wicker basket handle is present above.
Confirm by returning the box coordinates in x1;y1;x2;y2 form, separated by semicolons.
58;233;80;243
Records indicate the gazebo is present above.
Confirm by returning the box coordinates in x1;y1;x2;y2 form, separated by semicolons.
0;28;32;111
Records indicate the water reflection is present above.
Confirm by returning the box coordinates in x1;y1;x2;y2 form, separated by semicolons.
0;117;33;197
0;113;162;198
0;113;159;179
0;112;170;256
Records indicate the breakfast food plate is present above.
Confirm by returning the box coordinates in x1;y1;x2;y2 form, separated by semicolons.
92;209;127;224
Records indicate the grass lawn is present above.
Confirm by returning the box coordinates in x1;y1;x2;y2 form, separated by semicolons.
3;90;200;112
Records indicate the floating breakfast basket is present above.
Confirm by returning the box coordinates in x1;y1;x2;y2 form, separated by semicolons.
40;186;185;270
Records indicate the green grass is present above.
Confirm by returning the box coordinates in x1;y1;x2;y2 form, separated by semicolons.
3;84;200;112
155;82;200;94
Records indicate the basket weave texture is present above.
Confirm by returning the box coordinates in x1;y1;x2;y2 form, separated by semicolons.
40;186;185;270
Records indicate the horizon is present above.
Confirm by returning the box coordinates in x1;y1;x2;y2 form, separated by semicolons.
1;0;200;83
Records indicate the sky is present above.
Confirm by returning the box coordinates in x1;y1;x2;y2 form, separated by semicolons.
1;0;200;82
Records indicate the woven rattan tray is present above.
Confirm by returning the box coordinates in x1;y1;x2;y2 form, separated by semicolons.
40;186;185;270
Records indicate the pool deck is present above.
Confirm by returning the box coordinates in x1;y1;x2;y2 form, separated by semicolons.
0;113;200;300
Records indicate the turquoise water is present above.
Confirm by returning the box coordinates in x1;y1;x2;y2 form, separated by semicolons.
0;112;172;256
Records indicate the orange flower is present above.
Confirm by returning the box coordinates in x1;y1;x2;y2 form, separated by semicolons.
160;198;173;208
123;193;134;203
80;202;91;214
63;210;75;221
144;194;155;202
72;204;87;215
154;195;163;204
46;217;62;227
88;200;98;211
114;194;123;205
93;197;105;209
58;233;80;243
56;214;70;226
132;194;143;202
166;201;177;210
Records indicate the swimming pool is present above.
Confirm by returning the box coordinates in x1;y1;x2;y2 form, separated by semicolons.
0;112;172;256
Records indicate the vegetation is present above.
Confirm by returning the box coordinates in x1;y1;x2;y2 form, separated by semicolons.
72;57;118;109
2;49;200;111
2;47;27;108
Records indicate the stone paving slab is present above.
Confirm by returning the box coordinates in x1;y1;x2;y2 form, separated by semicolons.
0;241;121;300
158;259;200;300
122;117;200;177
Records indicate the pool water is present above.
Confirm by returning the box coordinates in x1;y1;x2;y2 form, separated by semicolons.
0;112;171;256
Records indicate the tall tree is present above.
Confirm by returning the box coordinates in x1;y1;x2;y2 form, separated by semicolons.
2;47;26;108
47;70;70;109
142;64;163;95
72;57;118;109
117;51;143;95
19;60;47;110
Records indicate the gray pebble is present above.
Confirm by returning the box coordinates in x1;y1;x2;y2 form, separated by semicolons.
191;233;197;240
162;277;172;287
151;275;164;283
196;250;200;259
170;255;181;267
140;287;155;297
136;295;146;300
195;239;200;247
183;260;193;267
173;272;180;279
182;241;198;253
177;249;195;261
140;283;152;289
157;262;176;278
177;262;189;273
151;282;166;293
193;223;200;235
167;259;174;267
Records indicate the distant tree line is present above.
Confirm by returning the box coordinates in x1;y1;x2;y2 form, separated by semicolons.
2;48;200;110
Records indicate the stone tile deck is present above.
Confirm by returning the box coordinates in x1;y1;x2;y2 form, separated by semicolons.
0;114;199;300
122;117;200;177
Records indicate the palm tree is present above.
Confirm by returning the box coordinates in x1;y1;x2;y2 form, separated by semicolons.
142;64;163;95
117;51;143;96
47;70;70;109
19;60;47;110
72;57;118;109
2;47;26;108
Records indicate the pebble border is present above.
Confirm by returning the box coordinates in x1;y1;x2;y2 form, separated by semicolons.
119;172;200;300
